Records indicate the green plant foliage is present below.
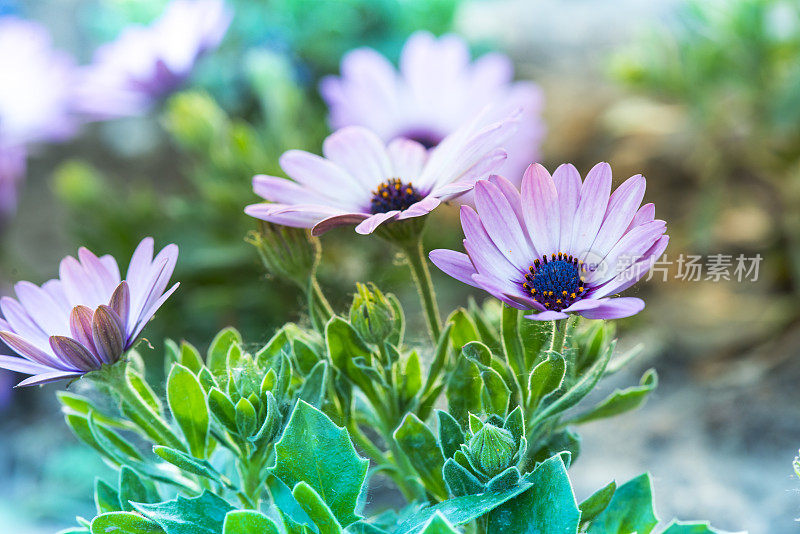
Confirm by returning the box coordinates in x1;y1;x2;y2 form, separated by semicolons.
166;364;210;458
586;474;659;534
222;511;280;534
131;491;234;534
486;455;580;533
271;400;369;528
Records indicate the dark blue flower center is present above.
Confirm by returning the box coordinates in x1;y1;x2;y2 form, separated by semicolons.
522;253;586;311
370;179;423;214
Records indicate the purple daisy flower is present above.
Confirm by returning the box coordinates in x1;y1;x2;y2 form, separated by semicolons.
73;0;232;119
0;17;78;147
320;31;544;187
244;112;517;236
430;163;669;321
0;238;179;387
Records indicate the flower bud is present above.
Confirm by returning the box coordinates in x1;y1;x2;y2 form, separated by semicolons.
467;423;518;478
246;221;320;290
349;283;397;345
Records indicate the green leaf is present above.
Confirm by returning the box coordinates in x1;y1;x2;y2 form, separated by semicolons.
256;324;303;366
265;474;315;530
118;466;156;512
531;340;615;427
569;369;658;425
95;479;121;515
326;316;371;371
167;364;209;458
487;454;580;533
579;481;616;527
527;353;566;412
394;413;448;500
519;318;550;369
58;391;131;430
447;309;479;351
271;400;368;528
292;481;344;534
394;482;532;533
235;397;257;437
91;512;163;534
298;360;328;408
401;351;422;403
586;473;658;534
153;446;224;483
208;327;242;377
446;354;482;426
250;392;280;444
222;510;279;534
419;513;459;534
660;520;724;533
442;458;483;497
179;342;204;374
132;491;234;534
207;387;238;434
292;338;321;375
480;366;510;416
436;411;464;460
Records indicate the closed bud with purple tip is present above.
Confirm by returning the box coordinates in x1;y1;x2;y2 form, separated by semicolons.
0;237;179;387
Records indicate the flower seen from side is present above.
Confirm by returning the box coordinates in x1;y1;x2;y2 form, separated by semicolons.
0;237;179;386
73;0;232;119
430;163;669;321
244;111;517;236
320;31;544;184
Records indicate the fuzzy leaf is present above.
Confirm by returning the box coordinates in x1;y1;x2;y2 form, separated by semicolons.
527;353;566;412
326;316;372;371
271;400;368;528
394;413;448;500
436;411;464;460
179;342;203;374
579;481;616;527
586;473;658;534
167;364;209;458
153;446;222;482
207;327;242;378
292;481;344;534
95;479;121;515
132;491;234;534
419;513;459;534
222;510;279;534
394;482;532;533
91;512;163;534
118;466;155;512
569;369;658;425
298;360;328;408
447;309;479;351
487;454;579;533
660;521;725;533
443;458;484;497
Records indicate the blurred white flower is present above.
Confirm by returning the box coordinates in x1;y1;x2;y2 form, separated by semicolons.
73;0;233;119
0;17;77;147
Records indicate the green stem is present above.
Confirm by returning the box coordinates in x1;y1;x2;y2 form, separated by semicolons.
309;275;334;320
400;239;441;343
93;362;185;451
549;319;567;355
236;458;264;509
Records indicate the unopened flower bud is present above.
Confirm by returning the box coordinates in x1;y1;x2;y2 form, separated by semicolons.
247;221;320;289
468;424;518;477
349;283;397;345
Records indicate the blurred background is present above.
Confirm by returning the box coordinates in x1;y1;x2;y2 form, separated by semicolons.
0;0;798;531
